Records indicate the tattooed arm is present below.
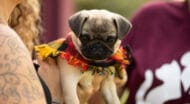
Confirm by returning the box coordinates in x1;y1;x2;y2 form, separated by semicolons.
0;25;46;104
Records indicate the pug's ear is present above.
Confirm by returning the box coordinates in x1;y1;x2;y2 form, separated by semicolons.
68;10;89;36
113;15;132;39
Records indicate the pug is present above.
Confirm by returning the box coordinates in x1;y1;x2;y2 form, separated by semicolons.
36;9;132;104
59;9;132;104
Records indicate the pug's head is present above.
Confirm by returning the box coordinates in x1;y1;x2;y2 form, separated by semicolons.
69;9;132;62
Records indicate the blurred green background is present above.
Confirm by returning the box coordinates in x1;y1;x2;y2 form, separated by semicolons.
75;0;151;19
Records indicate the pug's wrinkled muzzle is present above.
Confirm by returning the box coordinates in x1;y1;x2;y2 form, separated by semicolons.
81;42;113;60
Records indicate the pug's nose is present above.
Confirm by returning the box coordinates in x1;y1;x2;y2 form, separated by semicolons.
91;43;104;53
82;42;113;60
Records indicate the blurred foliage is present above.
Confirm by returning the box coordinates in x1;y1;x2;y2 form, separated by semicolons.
74;0;151;19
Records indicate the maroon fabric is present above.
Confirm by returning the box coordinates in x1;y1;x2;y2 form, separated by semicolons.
41;0;59;42
41;0;74;43
122;1;190;104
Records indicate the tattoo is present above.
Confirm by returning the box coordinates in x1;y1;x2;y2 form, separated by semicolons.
0;35;44;103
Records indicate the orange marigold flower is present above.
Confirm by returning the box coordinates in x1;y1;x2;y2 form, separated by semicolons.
82;64;88;71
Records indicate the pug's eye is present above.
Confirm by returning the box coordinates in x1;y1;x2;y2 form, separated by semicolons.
80;34;90;41
106;36;116;43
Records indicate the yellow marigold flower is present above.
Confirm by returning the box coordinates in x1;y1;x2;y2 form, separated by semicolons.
35;44;60;59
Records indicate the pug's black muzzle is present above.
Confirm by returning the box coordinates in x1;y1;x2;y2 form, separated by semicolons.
81;42;113;60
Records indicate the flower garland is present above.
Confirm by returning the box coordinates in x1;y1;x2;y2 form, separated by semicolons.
35;36;131;79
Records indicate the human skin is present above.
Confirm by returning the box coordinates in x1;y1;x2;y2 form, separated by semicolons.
0;0;46;103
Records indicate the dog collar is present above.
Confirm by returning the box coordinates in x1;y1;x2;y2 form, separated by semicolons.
35;34;132;79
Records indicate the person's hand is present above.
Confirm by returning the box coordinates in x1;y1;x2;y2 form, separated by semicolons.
37;57;63;103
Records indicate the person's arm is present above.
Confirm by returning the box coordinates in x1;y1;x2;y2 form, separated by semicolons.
0;29;46;104
37;57;64;104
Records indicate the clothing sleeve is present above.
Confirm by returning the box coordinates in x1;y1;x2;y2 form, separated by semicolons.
122;2;166;76
122;2;164;46
122;2;170;104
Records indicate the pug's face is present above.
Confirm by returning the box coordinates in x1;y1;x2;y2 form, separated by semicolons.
69;10;132;62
